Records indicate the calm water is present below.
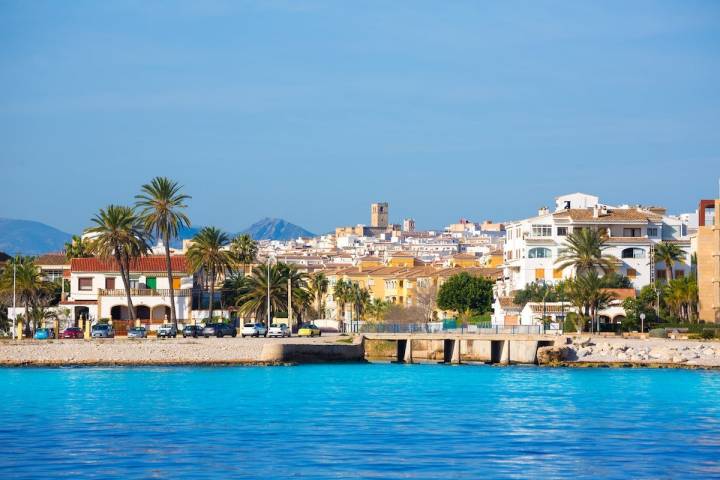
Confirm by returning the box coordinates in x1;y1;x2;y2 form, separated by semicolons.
1;364;720;479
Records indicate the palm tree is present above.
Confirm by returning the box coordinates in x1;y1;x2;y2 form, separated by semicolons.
333;279;352;323
230;234;258;275
85;205;150;320
654;242;686;282
236;263;288;323
565;272;615;333
365;298;391;323
0;257;51;335
64;235;92;260
664;277;698;322
309;272;329;318
556;228;615;276
135;177;191;328
350;283;371;323
186;227;232;320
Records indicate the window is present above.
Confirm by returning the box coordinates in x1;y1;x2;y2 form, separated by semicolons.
531;225;552;237
528;247;552;259
626;268;637;279
557;227;568;236
130;279;139;289
78;277;93;291
647;227;658;237
172;277;181;289
146;277;157;289
553;268;563;279
535;268;545;280
105;277;115;290
621;248;645;259
623;228;641;237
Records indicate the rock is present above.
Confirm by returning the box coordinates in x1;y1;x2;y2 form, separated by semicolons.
617;352;627;361
537;346;574;364
574;337;594;348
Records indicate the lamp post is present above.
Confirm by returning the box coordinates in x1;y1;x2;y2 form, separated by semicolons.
266;255;275;334
640;313;646;335
12;254;17;340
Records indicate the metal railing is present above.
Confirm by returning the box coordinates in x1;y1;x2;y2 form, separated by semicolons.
360;323;544;335
98;288;193;297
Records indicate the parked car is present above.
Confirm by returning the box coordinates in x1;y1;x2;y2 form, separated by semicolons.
298;323;321;337
127;326;147;339
268;323;290;338
182;325;203;338
202;323;237;338
34;328;52;340
61;327;84;339
241;323;267;338
91;324;115;338
157;324;177;338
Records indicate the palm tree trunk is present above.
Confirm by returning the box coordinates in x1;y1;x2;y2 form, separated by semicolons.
666;260;673;282
117;252;136;320
164;230;178;329
208;267;215;320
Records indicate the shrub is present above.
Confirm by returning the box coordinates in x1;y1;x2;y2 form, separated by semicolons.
700;329;716;340
649;328;667;338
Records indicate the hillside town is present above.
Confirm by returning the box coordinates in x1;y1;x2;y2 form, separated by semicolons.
0;178;718;340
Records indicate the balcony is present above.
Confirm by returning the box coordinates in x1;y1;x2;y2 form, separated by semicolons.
98;288;193;297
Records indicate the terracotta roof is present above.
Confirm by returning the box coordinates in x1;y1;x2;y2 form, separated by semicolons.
71;256;189;274
35;254;69;266
602;288;636;301
60;299;97;305
498;297;522;311
528;302;572;314
554;208;662;223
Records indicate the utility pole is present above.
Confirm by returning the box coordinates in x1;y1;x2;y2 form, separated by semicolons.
12;254;17;340
287;277;292;334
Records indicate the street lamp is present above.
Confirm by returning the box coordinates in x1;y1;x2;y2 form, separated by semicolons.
12;254;17;340
266;255;275;334
640;313;646;335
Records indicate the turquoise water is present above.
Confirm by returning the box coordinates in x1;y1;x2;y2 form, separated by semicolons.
1;364;720;479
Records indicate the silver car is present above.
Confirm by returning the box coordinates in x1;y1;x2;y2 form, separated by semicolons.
91;324;115;338
127;326;147;339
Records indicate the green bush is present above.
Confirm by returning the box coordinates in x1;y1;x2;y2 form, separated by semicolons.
649;328;667;338
700;329;716;340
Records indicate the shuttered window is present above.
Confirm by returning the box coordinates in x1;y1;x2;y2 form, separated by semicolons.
78;277;93;291
172;278;181;289
105;277;115;289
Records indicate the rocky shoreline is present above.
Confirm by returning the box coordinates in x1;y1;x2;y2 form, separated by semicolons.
538;337;720;369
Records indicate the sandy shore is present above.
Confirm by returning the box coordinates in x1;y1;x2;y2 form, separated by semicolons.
0;335;344;366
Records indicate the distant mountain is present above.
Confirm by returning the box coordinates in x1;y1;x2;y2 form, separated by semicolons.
0;218;72;255
241;218;315;241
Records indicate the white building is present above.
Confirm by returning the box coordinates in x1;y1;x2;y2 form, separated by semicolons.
60;255;194;331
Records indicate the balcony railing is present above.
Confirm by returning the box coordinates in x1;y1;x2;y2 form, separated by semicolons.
98;288;192;297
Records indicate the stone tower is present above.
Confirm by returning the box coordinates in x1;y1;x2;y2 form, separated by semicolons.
371;202;389;228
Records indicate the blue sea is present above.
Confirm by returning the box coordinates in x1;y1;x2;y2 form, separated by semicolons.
1;364;719;479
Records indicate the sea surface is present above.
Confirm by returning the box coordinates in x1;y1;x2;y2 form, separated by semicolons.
1;364;719;479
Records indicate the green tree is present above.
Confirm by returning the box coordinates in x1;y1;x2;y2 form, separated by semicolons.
333;279;353;322
85;205;150;320
564;271;615;333
187;227;232;320
236;263;288;323
599;272;632;289
135;176;191;328
436;272;494;319
230;234;258;275
365;298;391;322
654;241;686;282
308;272;329;317
556;228;615;276
0;257;52;334
64;235;92;260
349;282;371;322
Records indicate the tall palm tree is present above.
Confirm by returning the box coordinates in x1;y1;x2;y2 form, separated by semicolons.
365;298;391;323
565;271;615;333
350;283;371;322
556;228;616;276
654;241;686;282
333;279;352;323
85;205;150;320
186;227;231;320
277;263;309;322
230;234;258;275
135;177;191;328
236;263;288;323
64;235;92;260
309;272;329;317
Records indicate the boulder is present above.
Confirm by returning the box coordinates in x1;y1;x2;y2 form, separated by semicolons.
537;346;574;365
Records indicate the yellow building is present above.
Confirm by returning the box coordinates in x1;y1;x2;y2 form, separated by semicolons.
387;252;425;268
450;253;479;268
696;199;720;323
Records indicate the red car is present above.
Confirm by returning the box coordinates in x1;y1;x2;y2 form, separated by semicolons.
61;327;84;339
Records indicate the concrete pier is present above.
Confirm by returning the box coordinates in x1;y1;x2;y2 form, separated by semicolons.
364;333;564;365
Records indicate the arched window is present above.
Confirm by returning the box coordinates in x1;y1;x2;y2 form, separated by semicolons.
621;248;645;259
528;247;552;259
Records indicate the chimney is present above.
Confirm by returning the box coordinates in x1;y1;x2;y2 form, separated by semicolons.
538;206;549;216
593;205;600;218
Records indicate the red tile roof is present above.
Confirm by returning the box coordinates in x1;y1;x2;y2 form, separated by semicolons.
35;254;69;266
71;256;189;274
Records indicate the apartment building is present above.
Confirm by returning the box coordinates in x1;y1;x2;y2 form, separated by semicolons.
496;193;691;298
695;199;719;323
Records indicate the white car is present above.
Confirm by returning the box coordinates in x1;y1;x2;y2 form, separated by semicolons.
268;323;291;338
241;323;267;338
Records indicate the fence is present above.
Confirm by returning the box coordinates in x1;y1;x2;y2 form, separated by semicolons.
360;322;544;335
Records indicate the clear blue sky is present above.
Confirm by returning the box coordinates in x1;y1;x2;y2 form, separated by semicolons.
1;0;719;235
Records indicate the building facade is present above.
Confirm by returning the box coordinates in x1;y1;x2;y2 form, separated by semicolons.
696;199;719;323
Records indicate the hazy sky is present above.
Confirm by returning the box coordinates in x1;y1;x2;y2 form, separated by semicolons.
1;0;719;235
